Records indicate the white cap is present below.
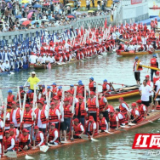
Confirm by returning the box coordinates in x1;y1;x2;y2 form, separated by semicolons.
31;71;36;74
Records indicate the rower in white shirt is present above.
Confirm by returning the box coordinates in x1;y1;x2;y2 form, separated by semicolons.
29;54;37;64
45;54;50;64
128;43;135;51
4;60;10;71
49;55;55;63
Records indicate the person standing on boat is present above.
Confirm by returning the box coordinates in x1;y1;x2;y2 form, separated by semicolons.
145;75;154;113
74;96;86;126
133;56;143;85
139;80;152;115
150;54;158;82
89;77;96;92
87;91;98;122
7;90;15;111
26;71;41;92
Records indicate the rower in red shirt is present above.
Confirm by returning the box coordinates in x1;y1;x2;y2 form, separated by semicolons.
109;111;119;130
98;113;108;132
7;90;15;111
150;54;158;81
115;108;127;126
130;102;143;124
88;77;96;92
71;118;85;140
136;100;147;118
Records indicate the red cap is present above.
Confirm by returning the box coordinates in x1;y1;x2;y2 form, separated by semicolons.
25;104;30;108
89;116;94;120
119;97;124;101
74;118;79;123
131;102;137;107
50;102;55;105
30;101;33;104
67;90;72;94
90;91;95;95
51;123;55;126
156;71;160;75
136;99;142;104
145;75;150;78
10;122;14;125
37;101;44;105
53;96;59;100
110;110;114;113
5;131;9;134
12;101;16;105
78;96;84;99
22;129;29;133
64;98;69;102
34;126;39;130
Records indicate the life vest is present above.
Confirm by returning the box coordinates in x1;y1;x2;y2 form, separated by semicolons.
102;83;111;92
35;108;48;124
19;133;29;148
89;81;95;91
138;104;146;117
48;128;59;143
10;108;21;124
87;97;97;112
109;114;118;128
75;102;86;116
64;105;72;118
0;120;3;135
86;120;97;135
150;58;157;68
156;105;160;110
153;77;159;84
7;94;14;108
77;86;84;94
3;136;15;150
35;131;45;146
117;113;126;124
107;105;115;113
73;123;84;136
131;109;143;123
99;97;107;112
23;109;34;124
49;108;59;122
57;90;62;99
147;80;152;86
52;87;57;96
119;102;129;115
98;117;106;130
133;61;143;71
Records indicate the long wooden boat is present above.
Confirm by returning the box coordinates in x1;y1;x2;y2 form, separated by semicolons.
106;85;139;100
117;50;160;56
2;110;160;160
33;55;98;69
149;7;160;9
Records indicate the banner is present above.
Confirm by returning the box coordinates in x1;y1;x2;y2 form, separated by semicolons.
131;0;142;5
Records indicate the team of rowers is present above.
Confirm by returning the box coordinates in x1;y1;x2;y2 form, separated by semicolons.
0;71;157;155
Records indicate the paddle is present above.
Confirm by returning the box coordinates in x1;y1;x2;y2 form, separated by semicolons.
104;130;114;134
25;154;35;159
20;93;27;123
90;137;98;142
128;122;136;126
5;151;17;158
80;134;89;140
120;125;130;128
17;86;22;109
40;145;49;152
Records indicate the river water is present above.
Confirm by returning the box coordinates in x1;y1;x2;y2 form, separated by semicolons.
1;1;160;160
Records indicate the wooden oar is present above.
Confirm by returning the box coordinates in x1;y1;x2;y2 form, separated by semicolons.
17;86;22;109
20;93;27;123
104;130;114;134
128;122;136;126
120;125;130;128
80;134;89;140
40;145;49;152
25;154;34;159
90;137;98;142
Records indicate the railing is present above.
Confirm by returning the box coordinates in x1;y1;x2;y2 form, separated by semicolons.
0;15;109;45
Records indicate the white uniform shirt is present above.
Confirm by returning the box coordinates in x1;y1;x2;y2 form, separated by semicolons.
29;55;37;64
0;120;4;139
139;85;152;101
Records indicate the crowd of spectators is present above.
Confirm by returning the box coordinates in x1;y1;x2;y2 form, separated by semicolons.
0;0;117;32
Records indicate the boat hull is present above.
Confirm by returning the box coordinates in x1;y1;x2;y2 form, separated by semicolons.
117;50;160;56
2;110;160;159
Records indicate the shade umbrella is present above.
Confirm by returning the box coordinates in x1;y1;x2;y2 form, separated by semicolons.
27;12;33;19
88;10;95;13
19;18;28;22
67;15;75;19
53;0;59;2
22;20;31;26
33;4;42;8
24;3;29;8
68;14;76;18
22;0;29;4
16;15;22;19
